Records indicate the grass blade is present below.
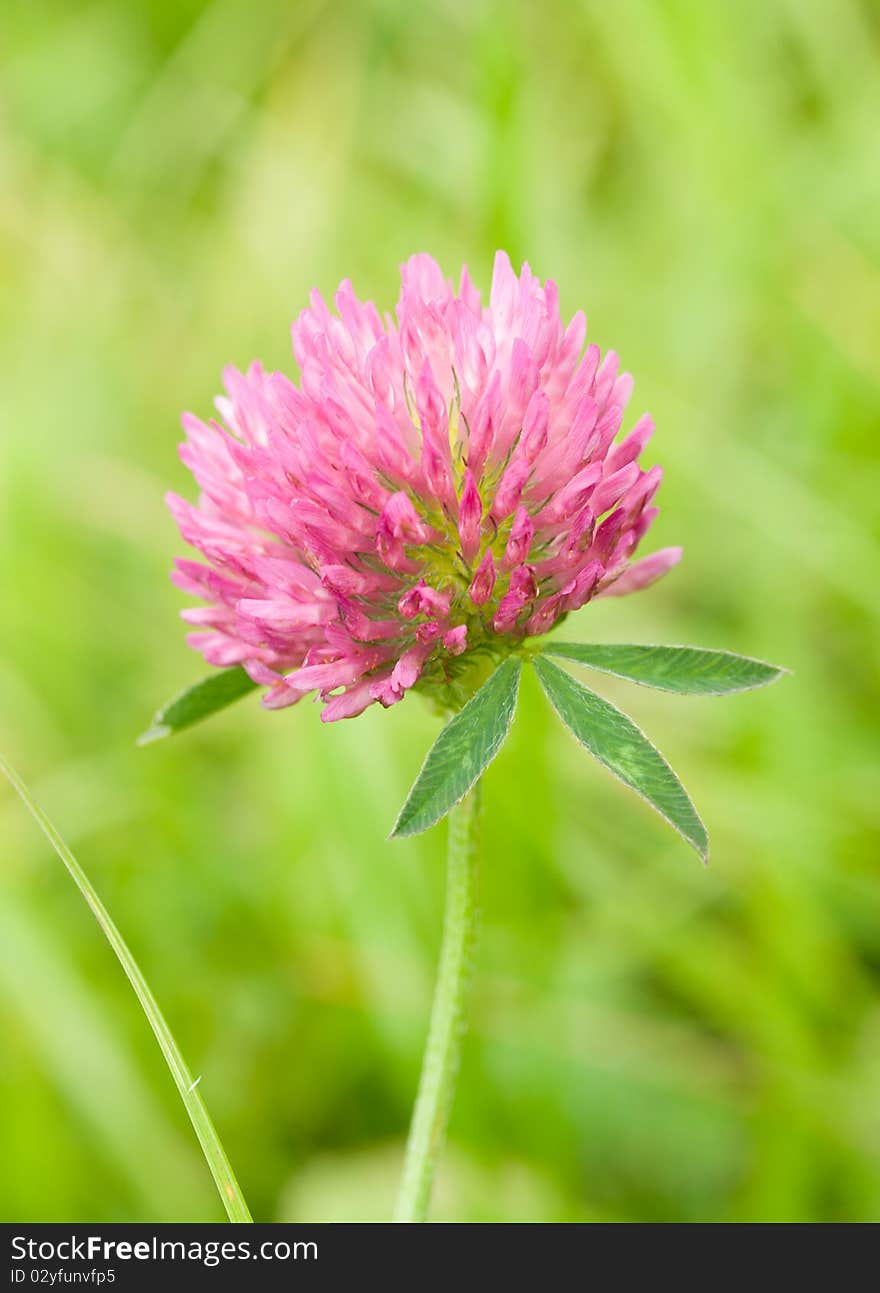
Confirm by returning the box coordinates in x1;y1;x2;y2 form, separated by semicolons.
0;752;253;1223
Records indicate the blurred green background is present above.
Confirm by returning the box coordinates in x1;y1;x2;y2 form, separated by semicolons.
2;0;879;1223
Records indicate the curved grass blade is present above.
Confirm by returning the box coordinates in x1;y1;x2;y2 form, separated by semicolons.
532;656;708;861
138;667;257;746
0;752;253;1223
542;642;788;695
392;657;521;838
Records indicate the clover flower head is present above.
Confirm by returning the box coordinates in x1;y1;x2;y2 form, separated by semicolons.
169;252;680;720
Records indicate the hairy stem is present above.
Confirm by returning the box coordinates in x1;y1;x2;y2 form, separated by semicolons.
394;783;482;1222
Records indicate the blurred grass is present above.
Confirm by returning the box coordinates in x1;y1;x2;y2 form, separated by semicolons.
1;0;879;1222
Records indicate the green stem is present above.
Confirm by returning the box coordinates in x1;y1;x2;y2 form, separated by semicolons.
0;753;253;1223
394;782;482;1222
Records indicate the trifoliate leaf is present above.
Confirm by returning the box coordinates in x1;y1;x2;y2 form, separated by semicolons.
533;655;708;860
138;667;258;745
541;642;787;695
392;657;522;837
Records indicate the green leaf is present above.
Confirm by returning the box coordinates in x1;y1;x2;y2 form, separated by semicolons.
393;657;522;838
542;642;788;695
532;656;708;861
138;667;258;745
0;752;253;1222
